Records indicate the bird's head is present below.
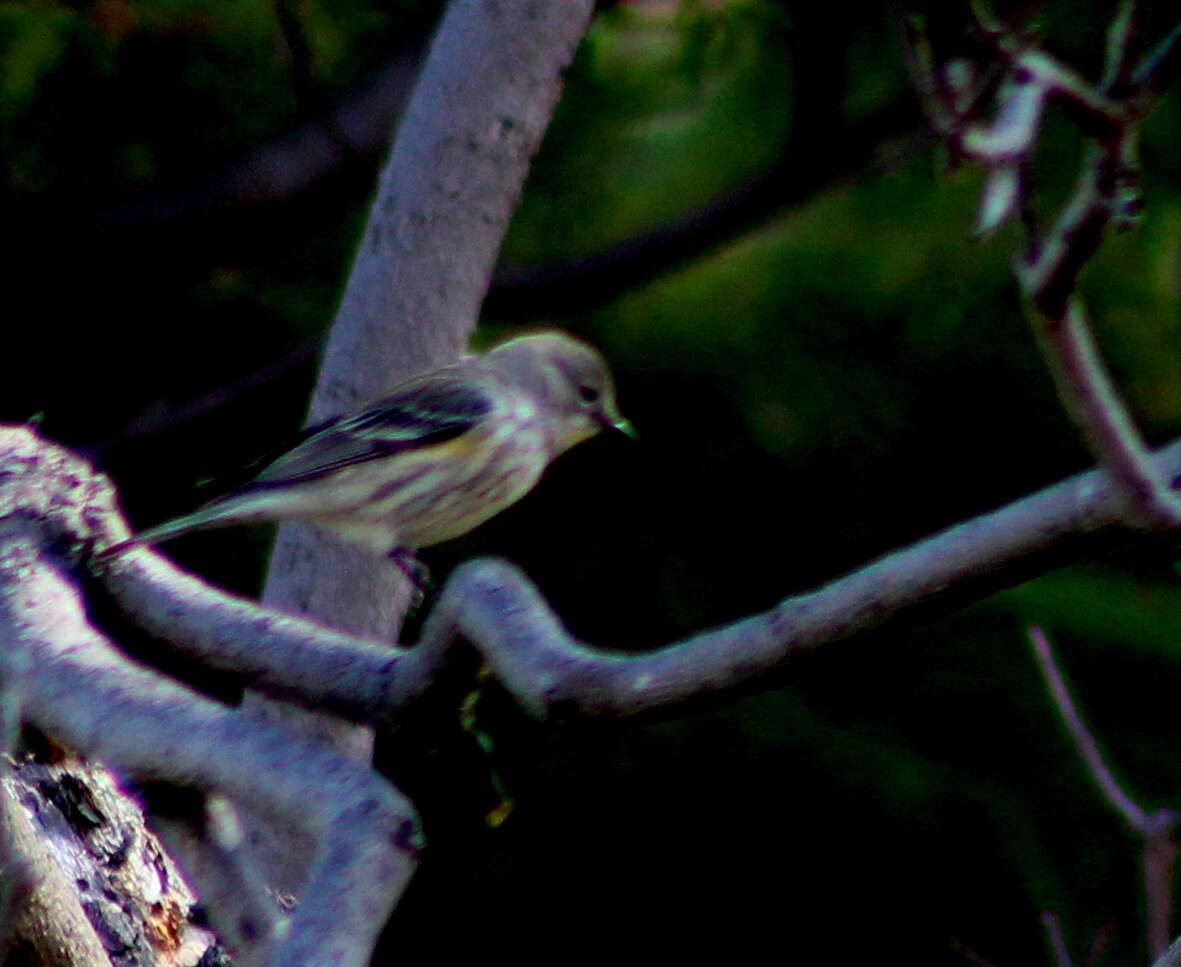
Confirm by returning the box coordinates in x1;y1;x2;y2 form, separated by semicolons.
486;332;634;454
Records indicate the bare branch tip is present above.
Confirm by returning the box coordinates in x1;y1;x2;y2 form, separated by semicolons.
1040;910;1075;967
1102;0;1141;91
1132;19;1181;95
1028;625;1149;834
1026;623;1049;655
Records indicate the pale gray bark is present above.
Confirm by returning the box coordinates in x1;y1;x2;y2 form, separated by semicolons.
251;0;596;901
262;0;596;644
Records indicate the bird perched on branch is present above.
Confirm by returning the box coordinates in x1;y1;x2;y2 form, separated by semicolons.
102;332;632;573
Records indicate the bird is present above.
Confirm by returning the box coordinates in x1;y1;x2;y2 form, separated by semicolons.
101;331;632;572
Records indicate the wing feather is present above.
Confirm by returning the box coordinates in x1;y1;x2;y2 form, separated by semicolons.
250;369;495;487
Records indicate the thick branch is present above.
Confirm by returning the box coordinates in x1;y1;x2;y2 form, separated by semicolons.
85;430;1181;722
263;0;597;646
0;423;1171;729
250;0;597;892
1153;936;1181;967
0;779;111;967
415;453;1137;717
0;518;419;967
103;550;412;721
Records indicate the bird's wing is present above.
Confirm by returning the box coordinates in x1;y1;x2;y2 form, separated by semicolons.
250;368;495;487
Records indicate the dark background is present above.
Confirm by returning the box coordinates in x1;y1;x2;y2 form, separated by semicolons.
4;1;1181;962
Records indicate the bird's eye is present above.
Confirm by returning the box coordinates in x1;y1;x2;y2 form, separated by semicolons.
577;383;600;405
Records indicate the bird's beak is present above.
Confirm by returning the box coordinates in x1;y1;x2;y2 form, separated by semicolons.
599;411;638;439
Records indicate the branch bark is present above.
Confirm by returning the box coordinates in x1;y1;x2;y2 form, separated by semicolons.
0;511;419;967
82;426;1181;722
246;0;595;901
262;0;596;648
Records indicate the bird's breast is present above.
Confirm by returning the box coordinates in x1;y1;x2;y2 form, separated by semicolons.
316;403;549;550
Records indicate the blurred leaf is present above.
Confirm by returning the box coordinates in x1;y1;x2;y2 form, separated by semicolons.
0;5;76;117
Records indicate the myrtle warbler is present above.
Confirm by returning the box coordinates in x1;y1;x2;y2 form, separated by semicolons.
103;332;632;564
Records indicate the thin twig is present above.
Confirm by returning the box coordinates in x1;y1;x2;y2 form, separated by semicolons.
1029;627;1180;957
1027;626;1147;833
1132;19;1181;95
1083;916;1116;966
909;8;1168;535
1011;125;1166;528
1041;911;1075;967
1102;0;1141;93
1028;297;1181;531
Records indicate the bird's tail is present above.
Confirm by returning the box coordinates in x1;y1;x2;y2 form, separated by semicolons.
97;494;265;560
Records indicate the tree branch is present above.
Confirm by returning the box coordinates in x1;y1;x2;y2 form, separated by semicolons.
1028;295;1181;530
260;0;597;666
1028;626;1146;832
0;777;112;967
73;424;1181;721
251;0;597;892
1029;626;1180;959
908;9;1181;533
0;517;419;967
1040;910;1075;967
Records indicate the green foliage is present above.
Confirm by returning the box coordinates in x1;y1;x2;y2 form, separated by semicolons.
504;1;793;261
0;4;74;117
0;0;418;194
